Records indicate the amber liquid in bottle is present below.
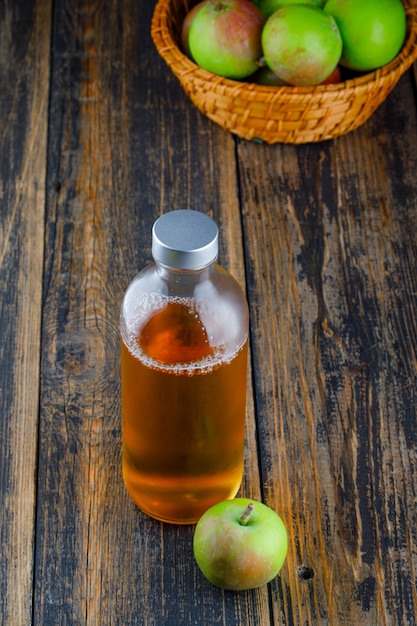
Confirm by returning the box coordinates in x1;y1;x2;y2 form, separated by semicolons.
121;299;247;524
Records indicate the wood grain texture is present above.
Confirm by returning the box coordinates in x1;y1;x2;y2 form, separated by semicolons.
237;72;417;625
2;0;417;624
0;1;51;624
35;1;267;624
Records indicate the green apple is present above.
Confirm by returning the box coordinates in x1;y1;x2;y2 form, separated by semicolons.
258;0;322;19
261;5;342;86
193;498;288;590
253;66;289;86
188;0;266;80
323;0;406;72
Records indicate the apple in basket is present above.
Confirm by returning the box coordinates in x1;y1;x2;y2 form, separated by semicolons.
182;0;266;79
261;5;343;86
323;0;406;72
257;0;323;20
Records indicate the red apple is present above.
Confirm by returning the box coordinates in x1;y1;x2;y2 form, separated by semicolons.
187;0;266;79
320;64;342;84
193;498;288;590
262;5;342;86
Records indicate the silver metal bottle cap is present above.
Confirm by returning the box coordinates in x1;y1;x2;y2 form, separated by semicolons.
152;210;219;270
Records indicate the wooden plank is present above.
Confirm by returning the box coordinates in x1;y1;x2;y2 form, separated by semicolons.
35;1;268;624
237;70;417;625
0;1;51;624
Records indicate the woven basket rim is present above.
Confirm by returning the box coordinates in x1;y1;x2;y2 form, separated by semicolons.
152;0;417;100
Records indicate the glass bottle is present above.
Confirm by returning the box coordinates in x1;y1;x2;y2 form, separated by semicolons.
120;210;249;524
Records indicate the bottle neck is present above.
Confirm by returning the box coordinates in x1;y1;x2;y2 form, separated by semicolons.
154;260;216;298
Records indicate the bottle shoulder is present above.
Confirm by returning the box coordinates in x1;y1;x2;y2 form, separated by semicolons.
122;263;246;304
121;262;249;351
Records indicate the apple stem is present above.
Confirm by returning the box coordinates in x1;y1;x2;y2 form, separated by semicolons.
239;502;255;526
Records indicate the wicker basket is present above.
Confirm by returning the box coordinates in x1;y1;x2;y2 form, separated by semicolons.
151;0;417;144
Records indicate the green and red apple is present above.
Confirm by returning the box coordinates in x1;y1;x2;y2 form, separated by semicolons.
186;0;266;79
261;5;342;86
193;498;288;590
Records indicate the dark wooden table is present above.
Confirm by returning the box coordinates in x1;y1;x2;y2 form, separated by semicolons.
1;1;417;624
